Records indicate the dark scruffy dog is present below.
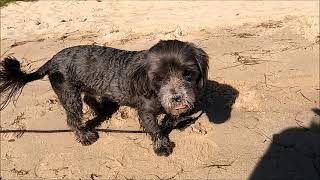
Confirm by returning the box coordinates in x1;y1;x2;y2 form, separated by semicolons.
0;40;208;156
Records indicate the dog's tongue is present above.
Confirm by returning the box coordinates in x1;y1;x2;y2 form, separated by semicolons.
175;103;187;110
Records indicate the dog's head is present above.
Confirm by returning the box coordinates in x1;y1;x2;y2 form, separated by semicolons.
130;40;209;116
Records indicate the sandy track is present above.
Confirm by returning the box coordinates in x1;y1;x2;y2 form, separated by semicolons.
1;1;319;179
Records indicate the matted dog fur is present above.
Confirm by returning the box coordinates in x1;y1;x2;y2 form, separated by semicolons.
0;40;208;156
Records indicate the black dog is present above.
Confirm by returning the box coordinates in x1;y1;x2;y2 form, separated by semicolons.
0;40;208;156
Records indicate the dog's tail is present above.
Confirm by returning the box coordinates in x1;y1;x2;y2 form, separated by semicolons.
0;56;50;110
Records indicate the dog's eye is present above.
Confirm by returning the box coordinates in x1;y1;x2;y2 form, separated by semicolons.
183;70;192;82
154;75;163;82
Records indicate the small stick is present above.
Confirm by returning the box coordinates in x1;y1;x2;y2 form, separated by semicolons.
264;74;268;87
297;90;313;103
203;159;236;169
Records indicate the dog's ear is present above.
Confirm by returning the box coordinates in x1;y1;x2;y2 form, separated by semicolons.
128;59;152;97
192;44;209;89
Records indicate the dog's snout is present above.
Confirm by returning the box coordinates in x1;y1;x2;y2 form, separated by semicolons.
171;95;182;102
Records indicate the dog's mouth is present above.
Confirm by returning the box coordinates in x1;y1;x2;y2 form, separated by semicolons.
166;102;193;116
174;103;189;110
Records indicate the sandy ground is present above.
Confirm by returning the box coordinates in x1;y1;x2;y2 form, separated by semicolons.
0;1;319;179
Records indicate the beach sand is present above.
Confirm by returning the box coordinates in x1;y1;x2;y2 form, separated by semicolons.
1;1;319;179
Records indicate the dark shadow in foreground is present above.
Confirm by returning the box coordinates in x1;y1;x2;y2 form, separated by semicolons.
249;108;320;180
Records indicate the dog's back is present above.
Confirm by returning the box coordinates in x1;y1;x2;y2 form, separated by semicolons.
0;45;143;109
48;45;145;104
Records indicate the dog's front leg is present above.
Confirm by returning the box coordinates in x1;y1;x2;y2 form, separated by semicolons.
138;109;175;156
159;114;176;135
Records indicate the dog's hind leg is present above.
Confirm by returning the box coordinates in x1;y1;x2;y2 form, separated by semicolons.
49;73;99;145
84;95;119;130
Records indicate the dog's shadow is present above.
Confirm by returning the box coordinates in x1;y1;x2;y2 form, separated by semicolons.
171;80;239;130
198;80;239;123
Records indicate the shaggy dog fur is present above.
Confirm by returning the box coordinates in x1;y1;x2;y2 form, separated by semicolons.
0;40;208;156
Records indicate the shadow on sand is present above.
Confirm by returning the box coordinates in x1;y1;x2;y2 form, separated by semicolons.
173;80;239;129
197;80;239;123
249;108;320;180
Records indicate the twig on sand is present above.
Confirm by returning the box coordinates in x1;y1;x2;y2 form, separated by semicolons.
0;48;13;58
219;52;268;70
268;95;282;104
147;167;185;180
296;89;313;103
10;39;45;48
203;159;236;170
264;73;268;87
236;55;266;65
10;168;29;176
294;111;309;130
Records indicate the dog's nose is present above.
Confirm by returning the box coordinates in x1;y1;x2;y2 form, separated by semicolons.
172;95;182;102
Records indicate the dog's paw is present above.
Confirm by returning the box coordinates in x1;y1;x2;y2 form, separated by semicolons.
76;130;99;146
153;136;175;157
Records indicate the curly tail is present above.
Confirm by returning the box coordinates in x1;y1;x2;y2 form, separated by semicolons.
0;56;49;110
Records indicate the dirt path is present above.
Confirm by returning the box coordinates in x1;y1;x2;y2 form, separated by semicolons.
1;1;319;179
